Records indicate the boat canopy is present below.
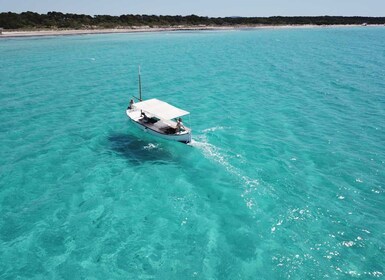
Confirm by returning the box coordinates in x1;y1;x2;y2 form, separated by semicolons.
133;98;189;120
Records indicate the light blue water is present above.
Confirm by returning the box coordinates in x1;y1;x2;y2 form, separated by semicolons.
1;27;384;279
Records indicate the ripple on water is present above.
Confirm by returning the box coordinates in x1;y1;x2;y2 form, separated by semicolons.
1;28;385;278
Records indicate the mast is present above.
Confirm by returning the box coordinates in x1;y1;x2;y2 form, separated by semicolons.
138;65;142;101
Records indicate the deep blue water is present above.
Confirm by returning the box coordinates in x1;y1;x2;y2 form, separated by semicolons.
0;27;384;279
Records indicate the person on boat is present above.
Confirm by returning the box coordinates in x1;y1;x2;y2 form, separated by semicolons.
176;118;185;133
141;111;149;122
128;99;135;109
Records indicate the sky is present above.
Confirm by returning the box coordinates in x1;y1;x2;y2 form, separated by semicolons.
0;0;384;17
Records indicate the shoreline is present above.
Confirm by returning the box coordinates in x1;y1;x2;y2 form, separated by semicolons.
0;24;383;38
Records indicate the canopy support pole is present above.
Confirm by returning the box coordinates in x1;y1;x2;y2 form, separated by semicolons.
138;65;142;101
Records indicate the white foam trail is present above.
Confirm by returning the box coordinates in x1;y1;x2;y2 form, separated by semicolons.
143;143;159;150
192;133;259;209
191;137;230;170
201;126;228;133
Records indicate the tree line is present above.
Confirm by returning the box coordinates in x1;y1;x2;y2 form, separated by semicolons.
1;11;384;30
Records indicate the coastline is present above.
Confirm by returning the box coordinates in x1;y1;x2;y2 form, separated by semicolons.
0;24;382;38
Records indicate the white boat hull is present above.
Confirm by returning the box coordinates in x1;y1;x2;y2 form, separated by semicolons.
126;109;192;144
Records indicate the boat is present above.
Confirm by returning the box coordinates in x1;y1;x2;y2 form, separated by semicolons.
126;68;192;144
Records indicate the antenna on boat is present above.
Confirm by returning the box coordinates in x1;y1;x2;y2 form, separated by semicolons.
138;65;142;101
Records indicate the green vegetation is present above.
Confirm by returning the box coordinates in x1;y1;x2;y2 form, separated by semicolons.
1;11;384;30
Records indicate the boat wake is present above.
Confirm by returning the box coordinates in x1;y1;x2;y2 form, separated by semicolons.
201;126;228;133
143;143;160;150
191;129;260;210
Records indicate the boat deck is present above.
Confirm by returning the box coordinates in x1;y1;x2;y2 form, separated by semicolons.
138;118;176;134
129;109;189;135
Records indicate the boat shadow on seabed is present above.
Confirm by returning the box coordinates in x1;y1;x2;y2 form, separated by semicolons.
107;133;176;165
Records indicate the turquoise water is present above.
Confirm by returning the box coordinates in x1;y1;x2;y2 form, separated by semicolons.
1;27;385;279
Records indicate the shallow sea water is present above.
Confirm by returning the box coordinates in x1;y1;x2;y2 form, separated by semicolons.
0;27;385;279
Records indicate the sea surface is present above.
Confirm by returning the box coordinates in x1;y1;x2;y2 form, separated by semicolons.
0;27;384;279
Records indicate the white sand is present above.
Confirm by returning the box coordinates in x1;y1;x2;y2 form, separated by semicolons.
0;24;381;38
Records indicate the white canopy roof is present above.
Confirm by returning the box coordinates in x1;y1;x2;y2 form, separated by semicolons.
133;98;189;120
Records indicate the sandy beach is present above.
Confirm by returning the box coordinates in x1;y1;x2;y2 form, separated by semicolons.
0;26;215;38
0;24;381;38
